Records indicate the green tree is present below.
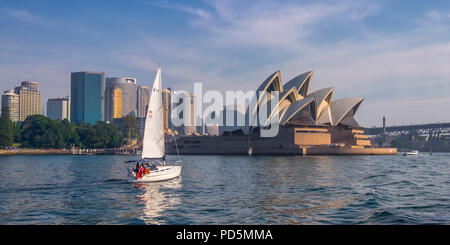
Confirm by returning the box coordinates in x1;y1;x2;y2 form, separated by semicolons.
76;122;96;148
122;115;140;139
18;115;123;149
0;107;13;147
11;121;21;143
92;121;123;148
20;115;54;148
60;119;80;148
75;121;122;149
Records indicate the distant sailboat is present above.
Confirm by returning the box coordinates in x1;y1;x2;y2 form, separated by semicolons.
128;67;182;182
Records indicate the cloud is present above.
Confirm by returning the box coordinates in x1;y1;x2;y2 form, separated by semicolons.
2;8;52;27
112;49;239;92
124;1;387;88
139;0;211;19
195;0;381;48
1;7;101;38
425;10;443;21
172;5;211;19
423;10;450;22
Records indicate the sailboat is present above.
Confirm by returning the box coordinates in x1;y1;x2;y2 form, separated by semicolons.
128;67;182;182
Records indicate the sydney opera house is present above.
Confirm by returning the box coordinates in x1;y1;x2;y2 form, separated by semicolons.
167;70;396;155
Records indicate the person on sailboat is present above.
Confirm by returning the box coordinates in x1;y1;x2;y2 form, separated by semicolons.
138;164;145;179
133;163;139;176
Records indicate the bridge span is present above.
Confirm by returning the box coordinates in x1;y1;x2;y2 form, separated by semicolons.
365;122;450;137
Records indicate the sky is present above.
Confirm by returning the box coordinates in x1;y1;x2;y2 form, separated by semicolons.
1;0;450;127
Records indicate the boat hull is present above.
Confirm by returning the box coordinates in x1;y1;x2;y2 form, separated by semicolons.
403;151;419;156
129;165;182;182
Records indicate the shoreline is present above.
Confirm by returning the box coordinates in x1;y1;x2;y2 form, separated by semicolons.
0;148;139;156
2;148;447;156
0;149;74;155
0;149;116;156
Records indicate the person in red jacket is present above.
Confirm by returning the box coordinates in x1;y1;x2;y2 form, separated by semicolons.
137;164;144;179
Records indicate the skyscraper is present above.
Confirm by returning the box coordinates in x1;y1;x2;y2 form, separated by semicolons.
70;72;104;124
105;85;123;121
14;81;42;122
105;77;136;122
1;90;19;122
162;89;171;132
136;85;150;118
171;91;197;135
185;93;197;135
47;97;70;121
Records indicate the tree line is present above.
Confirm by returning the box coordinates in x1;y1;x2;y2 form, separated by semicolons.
0;107;139;149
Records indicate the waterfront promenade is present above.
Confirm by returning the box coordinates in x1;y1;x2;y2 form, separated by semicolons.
1;146;396;156
0;147;140;155
0;149;72;155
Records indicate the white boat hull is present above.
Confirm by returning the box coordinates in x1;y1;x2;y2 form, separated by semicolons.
403;151;419;156
129;165;182;182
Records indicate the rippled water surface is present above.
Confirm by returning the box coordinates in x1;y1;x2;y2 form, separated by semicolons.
0;153;449;224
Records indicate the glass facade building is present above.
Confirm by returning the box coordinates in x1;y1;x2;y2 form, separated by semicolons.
70;72;104;124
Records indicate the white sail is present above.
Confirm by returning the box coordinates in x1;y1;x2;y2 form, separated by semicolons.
142;67;165;159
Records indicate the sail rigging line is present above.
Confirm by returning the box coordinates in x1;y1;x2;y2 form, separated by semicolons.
168;114;182;162
172;131;181;162
158;92;166;165
168;111;181;163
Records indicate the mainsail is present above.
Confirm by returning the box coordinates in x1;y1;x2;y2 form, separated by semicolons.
142;67;165;159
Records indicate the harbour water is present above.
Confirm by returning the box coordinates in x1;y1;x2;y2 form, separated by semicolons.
0;153;449;224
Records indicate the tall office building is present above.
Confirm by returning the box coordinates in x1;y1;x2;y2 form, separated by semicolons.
47;97;70;121
171;91;197;135
1;90;20;122
19;81;39;91
185;93;197;135
162;89;171;132
136;86;150;118
70;72;105;124
105;86;123;121
14;81;42;122
105;77;136;122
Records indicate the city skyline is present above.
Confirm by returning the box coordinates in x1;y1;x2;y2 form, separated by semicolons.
1;0;450;126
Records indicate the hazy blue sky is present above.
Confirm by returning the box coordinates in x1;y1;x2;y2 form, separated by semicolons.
1;0;450;126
